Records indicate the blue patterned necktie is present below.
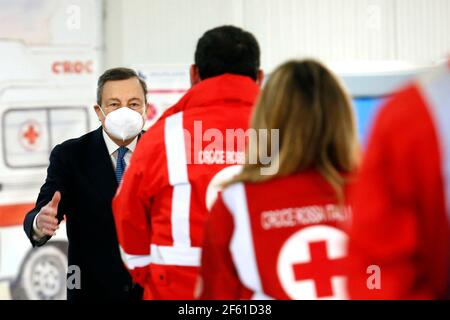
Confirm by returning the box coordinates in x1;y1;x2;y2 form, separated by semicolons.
115;146;128;183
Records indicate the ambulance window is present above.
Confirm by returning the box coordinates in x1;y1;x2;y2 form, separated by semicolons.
3;109;50;168
49;108;89;146
2;107;90;168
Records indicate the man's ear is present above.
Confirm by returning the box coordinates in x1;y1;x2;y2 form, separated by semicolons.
94;104;104;122
190;64;201;87
256;69;265;87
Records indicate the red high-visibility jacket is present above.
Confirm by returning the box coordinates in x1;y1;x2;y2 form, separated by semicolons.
113;74;259;299
348;64;450;299
199;171;353;300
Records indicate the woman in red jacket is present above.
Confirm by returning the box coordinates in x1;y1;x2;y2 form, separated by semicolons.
348;63;450;299
198;59;359;300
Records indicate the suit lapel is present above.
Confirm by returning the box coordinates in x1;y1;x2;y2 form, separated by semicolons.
85;128;145;205
138;130;145;142
86;127;118;204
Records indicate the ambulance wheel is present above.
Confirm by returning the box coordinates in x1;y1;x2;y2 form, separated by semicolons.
10;242;68;300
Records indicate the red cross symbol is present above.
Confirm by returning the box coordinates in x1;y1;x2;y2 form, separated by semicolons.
23;125;39;145
292;240;346;298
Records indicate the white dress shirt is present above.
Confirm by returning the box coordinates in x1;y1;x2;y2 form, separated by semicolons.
32;130;138;239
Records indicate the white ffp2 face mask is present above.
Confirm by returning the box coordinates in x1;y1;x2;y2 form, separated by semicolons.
100;107;145;141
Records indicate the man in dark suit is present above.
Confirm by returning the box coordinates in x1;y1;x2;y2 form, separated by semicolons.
23;67;147;300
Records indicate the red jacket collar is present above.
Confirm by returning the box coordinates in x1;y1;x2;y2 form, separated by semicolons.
158;73;260;120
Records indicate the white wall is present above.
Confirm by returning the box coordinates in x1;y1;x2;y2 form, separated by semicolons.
104;0;450;72
105;0;244;68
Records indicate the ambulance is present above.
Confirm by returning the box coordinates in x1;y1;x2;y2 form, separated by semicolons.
0;41;100;300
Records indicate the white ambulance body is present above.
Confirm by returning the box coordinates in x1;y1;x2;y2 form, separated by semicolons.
0;0;102;300
0;82;98;300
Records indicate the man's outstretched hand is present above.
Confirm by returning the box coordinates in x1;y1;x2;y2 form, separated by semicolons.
36;191;61;236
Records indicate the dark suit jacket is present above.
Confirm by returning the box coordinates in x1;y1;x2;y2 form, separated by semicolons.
23;127;142;300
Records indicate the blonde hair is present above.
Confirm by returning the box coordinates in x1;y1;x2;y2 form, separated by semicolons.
229;59;359;201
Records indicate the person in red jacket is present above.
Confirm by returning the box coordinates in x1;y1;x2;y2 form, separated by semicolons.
348;62;450;299
198;60;359;300
112;25;264;300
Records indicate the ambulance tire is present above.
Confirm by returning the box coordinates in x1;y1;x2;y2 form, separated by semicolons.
10;242;68;300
